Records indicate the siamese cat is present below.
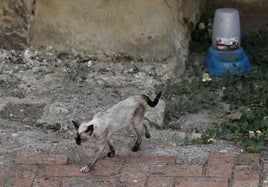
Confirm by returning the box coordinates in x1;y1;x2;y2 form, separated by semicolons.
72;91;162;173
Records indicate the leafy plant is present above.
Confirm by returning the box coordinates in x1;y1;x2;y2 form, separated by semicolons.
164;30;268;152
188;8;214;52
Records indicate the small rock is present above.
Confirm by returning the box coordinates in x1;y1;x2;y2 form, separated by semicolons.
87;60;92;67
225;112;242;121
11;133;19;138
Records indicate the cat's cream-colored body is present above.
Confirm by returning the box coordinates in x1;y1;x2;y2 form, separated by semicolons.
73;92;162;173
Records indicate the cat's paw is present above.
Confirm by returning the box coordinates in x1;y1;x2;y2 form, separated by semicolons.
80;165;93;173
145;132;151;138
131;145;140;152
107;151;115;157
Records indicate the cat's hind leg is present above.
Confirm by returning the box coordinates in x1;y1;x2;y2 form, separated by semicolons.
144;123;151;138
131;104;146;152
132;124;143;152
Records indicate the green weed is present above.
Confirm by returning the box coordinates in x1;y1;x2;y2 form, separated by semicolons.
164;29;268;152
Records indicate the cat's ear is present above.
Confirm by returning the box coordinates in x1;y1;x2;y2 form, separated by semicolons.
85;124;94;135
72;120;80;130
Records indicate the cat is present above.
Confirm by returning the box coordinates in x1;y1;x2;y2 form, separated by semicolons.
72;91;162;173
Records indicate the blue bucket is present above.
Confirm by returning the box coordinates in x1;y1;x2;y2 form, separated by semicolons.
205;47;251;76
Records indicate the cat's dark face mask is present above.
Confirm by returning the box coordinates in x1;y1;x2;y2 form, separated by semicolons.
72;120;94;145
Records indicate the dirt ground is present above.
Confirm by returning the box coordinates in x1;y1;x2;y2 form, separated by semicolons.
0;47;245;171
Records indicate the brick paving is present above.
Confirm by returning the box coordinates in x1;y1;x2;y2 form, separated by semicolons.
0;153;262;187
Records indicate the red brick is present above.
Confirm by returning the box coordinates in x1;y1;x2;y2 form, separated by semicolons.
62;176;116;187
13;166;38;187
93;156;123;176
120;167;147;186
33;176;61;187
16;154;68;165
38;165;86;177
123;161;151;173
233;165;260;187
147;176;174;187
206;154;234;178
150;165;203;177
175;177;229;187
234;153;260;167
125;156;175;165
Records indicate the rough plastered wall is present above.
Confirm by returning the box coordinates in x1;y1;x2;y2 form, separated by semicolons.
0;0;207;61
29;0;208;61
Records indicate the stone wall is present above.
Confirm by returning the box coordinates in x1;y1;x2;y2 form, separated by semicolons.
209;0;267;6
0;0;35;49
0;0;207;62
208;0;268;31
230;0;266;4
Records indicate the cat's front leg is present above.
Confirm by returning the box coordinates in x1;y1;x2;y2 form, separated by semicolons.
107;139;115;157
80;141;105;173
80;163;94;173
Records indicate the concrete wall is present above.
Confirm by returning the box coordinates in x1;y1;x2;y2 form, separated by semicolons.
0;0;207;61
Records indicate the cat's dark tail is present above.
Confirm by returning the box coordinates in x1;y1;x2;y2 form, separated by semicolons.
142;91;162;107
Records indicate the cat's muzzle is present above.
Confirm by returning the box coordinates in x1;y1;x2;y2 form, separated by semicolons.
75;136;82;145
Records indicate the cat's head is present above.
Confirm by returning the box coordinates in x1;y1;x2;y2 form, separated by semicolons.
72;120;94;145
